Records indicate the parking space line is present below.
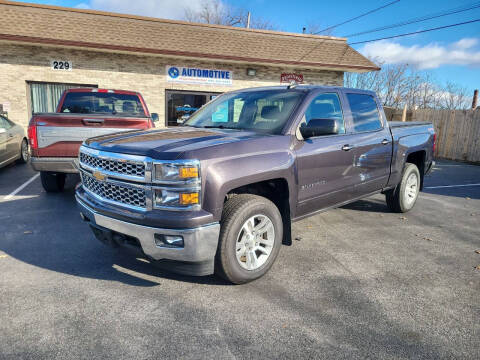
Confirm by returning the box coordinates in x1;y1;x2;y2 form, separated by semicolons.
424;183;480;189
3;173;40;201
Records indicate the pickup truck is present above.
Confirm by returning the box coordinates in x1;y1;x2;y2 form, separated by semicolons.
28;88;158;192
75;85;435;284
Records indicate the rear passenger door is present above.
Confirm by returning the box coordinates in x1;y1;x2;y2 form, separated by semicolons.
344;92;392;196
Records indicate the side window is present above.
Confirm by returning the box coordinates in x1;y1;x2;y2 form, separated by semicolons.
0;116;12;129
346;93;383;132
304;93;345;134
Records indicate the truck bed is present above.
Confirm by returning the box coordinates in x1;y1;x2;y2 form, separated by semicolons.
389;121;434;140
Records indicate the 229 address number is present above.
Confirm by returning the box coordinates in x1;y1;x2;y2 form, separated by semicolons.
51;60;72;71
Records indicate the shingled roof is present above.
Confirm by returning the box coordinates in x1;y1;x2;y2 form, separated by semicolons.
0;0;379;72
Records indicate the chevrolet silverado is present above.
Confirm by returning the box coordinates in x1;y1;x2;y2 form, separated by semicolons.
75;85;435;284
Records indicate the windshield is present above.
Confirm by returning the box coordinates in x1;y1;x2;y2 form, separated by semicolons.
184;89;304;134
60;92;146;116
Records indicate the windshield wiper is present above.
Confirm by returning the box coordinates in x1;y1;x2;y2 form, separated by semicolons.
200;125;240;130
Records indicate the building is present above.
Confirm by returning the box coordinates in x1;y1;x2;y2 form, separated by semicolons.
0;0;379;128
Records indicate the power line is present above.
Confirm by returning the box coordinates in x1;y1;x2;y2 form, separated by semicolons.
343;1;480;37
314;0;401;34
349;18;480;45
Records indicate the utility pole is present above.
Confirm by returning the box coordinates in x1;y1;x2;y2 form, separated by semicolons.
246;12;251;29
472;89;478;109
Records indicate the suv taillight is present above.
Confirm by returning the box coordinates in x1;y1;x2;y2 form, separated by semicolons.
28;124;38;149
433;133;437;153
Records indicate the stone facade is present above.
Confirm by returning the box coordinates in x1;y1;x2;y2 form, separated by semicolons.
0;42;344;127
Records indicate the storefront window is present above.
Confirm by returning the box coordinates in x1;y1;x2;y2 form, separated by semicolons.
29;82;97;114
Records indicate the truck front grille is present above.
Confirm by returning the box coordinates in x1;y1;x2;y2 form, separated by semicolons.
80;152;145;178
81;171;146;209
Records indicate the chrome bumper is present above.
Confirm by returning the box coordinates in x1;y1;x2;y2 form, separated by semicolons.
76;195;220;263
31;157;79;173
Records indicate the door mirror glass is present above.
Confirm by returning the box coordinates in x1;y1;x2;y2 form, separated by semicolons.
300;118;338;139
151;113;159;122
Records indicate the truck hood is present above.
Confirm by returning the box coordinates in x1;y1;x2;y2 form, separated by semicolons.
84;127;273;159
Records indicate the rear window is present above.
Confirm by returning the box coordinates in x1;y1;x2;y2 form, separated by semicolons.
60;92;146;116
346;93;382;132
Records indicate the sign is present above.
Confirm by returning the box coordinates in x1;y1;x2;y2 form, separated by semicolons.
280;73;304;83
1;101;10;112
166;65;233;86
51;60;72;71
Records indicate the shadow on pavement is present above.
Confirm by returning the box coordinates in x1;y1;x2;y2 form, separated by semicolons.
0;177;229;287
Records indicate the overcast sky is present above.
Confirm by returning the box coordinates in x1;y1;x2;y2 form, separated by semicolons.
18;0;480;93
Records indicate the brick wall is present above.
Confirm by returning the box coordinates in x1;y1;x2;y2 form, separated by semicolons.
0;42;344;127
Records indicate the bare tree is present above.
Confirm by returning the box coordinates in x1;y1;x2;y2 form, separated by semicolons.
184;0;276;30
441;82;470;110
345;60;470;110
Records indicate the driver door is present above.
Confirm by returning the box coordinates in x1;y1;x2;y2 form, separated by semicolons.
295;91;357;217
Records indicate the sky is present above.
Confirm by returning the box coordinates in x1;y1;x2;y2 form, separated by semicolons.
16;0;480;93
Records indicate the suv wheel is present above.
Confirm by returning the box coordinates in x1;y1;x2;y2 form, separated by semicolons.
16;139;30;164
215;194;283;284
386;162;420;213
40;171;66;193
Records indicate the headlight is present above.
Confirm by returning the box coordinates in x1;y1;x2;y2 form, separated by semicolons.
154;188;200;209
153;161;200;183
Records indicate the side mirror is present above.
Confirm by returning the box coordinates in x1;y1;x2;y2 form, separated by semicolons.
300;118;338;139
0;128;6;134
151;113;159;122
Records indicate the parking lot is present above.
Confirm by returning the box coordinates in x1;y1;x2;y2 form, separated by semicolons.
0;160;479;359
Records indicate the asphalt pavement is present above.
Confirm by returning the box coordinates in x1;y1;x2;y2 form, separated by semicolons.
0;159;479;359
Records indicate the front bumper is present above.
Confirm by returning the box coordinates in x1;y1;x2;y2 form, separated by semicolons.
31;157;79;173
76;195;220;274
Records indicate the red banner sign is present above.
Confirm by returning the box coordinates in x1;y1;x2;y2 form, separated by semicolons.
280;73;304;83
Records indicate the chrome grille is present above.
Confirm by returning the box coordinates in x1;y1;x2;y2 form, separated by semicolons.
80;152;145;177
81;171;146;209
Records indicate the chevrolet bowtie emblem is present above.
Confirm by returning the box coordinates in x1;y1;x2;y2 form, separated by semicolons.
92;171;107;181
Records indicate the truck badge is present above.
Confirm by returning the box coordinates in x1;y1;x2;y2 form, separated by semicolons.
92;171;107;182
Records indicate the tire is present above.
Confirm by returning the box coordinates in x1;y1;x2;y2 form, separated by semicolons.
40;171;66;192
215;194;283;284
386;162;421;213
16;139;30;164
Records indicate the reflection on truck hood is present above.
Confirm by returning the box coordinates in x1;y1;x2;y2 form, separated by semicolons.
84;127;270;159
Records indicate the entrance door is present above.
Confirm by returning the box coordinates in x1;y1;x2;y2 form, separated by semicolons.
166;90;219;127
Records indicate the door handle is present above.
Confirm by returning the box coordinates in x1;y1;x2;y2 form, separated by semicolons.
342;144;354;151
381;139;390;145
8;133;14;138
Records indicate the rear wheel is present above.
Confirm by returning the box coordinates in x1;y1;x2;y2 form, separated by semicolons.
386;162;420;213
16;139;30;164
215;194;283;284
40;171;66;193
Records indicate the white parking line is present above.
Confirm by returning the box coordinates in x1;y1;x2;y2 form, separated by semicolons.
3;173;40;201
424;183;480;189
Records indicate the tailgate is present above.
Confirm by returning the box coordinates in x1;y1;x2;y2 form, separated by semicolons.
34;114;150;157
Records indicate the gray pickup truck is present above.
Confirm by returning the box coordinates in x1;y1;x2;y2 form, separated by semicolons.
75;85;435;284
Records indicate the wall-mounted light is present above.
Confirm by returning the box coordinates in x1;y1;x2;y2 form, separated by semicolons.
246;68;257;76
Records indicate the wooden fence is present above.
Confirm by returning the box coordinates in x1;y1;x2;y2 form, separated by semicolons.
384;107;480;163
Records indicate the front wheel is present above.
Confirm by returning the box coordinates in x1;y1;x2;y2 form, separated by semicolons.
40;171;66;193
215;194;283;284
386;162;420;213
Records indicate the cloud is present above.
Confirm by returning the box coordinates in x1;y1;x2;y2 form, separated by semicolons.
83;0;216;20
359;38;480;69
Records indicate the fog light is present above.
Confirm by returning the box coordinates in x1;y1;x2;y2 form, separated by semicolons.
154;234;184;248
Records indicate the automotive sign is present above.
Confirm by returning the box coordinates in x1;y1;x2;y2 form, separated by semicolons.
166;66;233;86
280;73;304;83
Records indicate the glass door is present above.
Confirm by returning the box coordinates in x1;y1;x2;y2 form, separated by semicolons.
166;90;219;127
